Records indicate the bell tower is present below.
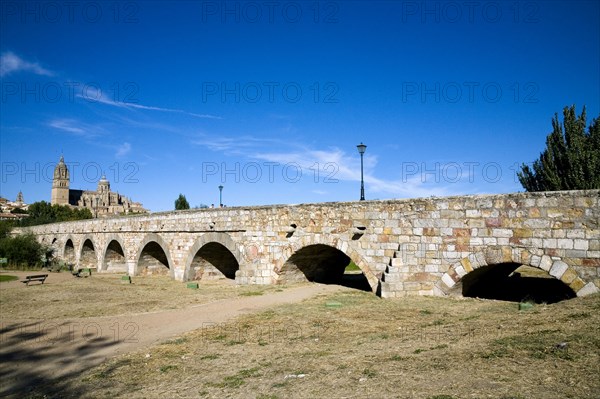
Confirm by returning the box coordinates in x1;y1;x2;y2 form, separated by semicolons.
51;155;70;205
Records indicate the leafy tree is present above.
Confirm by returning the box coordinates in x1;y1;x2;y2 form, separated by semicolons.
175;194;190;210
0;233;51;269
19;201;93;226
0;221;13;240
518;105;600;191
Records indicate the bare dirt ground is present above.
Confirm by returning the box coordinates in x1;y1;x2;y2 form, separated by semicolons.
0;271;343;397
1;270;599;399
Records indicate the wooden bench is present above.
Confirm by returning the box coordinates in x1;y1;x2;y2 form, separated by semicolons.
21;274;49;286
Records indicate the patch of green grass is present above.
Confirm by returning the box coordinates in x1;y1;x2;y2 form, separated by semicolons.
419;309;433;315
568;312;590;319
240;291;264;296
481;347;510;359
483;331;574;361
0;275;18;282
431;344;448;350
219;375;245;388
345;261;360;272
215;367;261;388
389;354;407;361
159;365;178;373
257;395;279;399
426;395;458;399
238;367;261;378
414;348;425;354
162;337;188;345
200;354;219;360
271;382;288;388
259;310;277;319
88;359;132;380
362;368;377;378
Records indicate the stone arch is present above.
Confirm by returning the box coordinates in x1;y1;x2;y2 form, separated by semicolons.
78;235;98;269
184;232;242;281
63;237;76;265
135;233;173;277
276;235;378;293
101;234;128;272
436;246;599;300
46;236;59;261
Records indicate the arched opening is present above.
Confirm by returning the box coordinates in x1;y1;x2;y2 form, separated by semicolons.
64;239;75;265
281;244;371;291
80;239;97;270
189;242;239;280
138;241;170;275
462;262;576;303
104;240;127;272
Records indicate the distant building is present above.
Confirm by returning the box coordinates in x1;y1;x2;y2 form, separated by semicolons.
51;156;147;217
0;191;29;220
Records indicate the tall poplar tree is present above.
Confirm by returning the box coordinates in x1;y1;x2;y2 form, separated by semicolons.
175;194;190;210
518;105;600;191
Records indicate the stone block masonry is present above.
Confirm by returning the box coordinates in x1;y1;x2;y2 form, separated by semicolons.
19;190;600;299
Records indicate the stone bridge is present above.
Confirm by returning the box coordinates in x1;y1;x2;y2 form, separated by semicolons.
20;190;600;299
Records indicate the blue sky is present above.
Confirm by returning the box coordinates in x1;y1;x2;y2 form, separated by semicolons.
1;1;599;211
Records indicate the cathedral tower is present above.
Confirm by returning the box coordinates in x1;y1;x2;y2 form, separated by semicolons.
51;155;70;205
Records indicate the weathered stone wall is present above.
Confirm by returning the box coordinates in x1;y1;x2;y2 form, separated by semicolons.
19;190;600;298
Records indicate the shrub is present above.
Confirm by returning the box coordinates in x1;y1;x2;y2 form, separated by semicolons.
0;232;53;270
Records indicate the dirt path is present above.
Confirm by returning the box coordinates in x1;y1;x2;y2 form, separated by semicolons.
0;282;345;396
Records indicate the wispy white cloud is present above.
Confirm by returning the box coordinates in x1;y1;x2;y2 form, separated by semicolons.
116;142;131;158
48;119;89;136
48;118;115;141
191;134;284;153
0;51;54;77
78;89;222;120
194;134;470;199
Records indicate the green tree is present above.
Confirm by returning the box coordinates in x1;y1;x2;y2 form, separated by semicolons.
20;201;93;226
175;194;190;210
0;221;13;240
518;105;600;191
0;233;51;269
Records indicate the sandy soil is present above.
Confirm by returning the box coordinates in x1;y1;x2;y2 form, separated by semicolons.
0;274;344;397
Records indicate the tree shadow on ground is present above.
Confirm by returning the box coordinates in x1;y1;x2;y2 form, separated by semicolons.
0;319;123;398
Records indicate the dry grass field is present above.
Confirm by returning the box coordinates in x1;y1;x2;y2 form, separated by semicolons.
0;271;283;319
1;270;599;399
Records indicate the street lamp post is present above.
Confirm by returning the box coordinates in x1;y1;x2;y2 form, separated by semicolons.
357;143;367;201
218;185;223;207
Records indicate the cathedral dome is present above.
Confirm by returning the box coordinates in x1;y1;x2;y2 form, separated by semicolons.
53;155;69;180
97;174;110;192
